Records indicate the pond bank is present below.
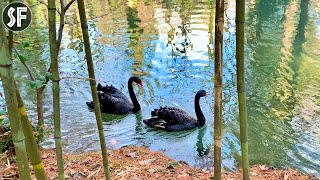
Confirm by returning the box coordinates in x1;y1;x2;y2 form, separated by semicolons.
0;146;316;179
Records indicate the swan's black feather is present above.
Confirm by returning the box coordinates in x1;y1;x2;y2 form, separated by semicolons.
97;83;127;99
143;116;198;131
150;106;197;125
97;91;133;114
143;90;207;132
86;77;142;114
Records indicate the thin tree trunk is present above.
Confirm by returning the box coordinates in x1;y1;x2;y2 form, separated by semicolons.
13;47;44;129
47;0;65;179
14;82;48;179
76;0;111;179
0;3;31;179
213;0;224;179
236;0;250;179
37;89;45;127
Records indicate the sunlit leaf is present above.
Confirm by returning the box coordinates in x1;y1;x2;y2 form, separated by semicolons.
39;76;45;81
18;55;28;63
22;41;31;48
46;72;53;80
30;80;46;89
30;81;36;89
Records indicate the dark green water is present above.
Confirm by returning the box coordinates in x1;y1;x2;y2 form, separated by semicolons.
1;0;319;176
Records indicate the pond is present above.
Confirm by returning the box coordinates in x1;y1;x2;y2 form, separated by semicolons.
1;0;319;176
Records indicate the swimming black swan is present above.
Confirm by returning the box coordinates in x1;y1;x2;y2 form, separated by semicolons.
86;76;143;114
143;89;207;132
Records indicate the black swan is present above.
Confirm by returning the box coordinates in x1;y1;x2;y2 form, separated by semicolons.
143;89;207;132
86;76;143;114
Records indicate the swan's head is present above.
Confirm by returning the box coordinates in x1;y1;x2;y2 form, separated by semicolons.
197;89;208;98
130;76;143;88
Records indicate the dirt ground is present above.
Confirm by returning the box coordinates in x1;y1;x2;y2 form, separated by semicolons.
0;146;317;179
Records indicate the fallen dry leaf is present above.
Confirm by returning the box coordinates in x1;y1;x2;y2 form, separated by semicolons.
125;152;137;158
0;146;316;180
139;158;156;166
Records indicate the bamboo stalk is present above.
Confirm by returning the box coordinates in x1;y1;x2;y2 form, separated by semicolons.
7;0;13;55
0;3;31;179
208;0;214;58
76;0;111;179
8;10;47;179
213;0;224;179
47;0;65;179
8;33;13;56
236;0;250;179
14;82;48;179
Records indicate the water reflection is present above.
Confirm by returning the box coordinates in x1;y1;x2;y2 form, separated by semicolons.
196;126;210;157
168;21;193;57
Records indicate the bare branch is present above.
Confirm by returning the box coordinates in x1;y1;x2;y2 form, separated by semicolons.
64;0;76;11
60;0;66;10
56;0;66;55
60;76;106;83
13;47;35;81
56;0;75;54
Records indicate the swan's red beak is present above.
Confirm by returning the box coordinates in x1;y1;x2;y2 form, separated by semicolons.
205;93;208;96
139;82;144;88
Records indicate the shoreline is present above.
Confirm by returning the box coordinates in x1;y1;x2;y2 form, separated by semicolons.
0;145;317;179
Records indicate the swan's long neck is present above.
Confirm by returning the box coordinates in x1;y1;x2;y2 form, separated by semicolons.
128;78;141;113
195;94;205;127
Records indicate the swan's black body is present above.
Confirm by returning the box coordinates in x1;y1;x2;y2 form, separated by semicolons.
143;90;207;132
86;76;143;114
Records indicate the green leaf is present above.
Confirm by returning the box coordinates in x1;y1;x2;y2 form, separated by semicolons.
30;80;46;89
39;76;45;81
22;42;31;48
35;80;46;89
18;55;28;63
46;72;53;80
30;81;36;89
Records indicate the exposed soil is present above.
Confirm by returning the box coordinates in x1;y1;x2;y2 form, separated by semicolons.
0;146;317;179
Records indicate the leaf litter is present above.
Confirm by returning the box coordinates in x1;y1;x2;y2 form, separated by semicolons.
0;146;317;179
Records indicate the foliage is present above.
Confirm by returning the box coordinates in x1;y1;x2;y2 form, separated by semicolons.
22;41;32;48
14;41;52;89
17;55;28;63
30;79;47;89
